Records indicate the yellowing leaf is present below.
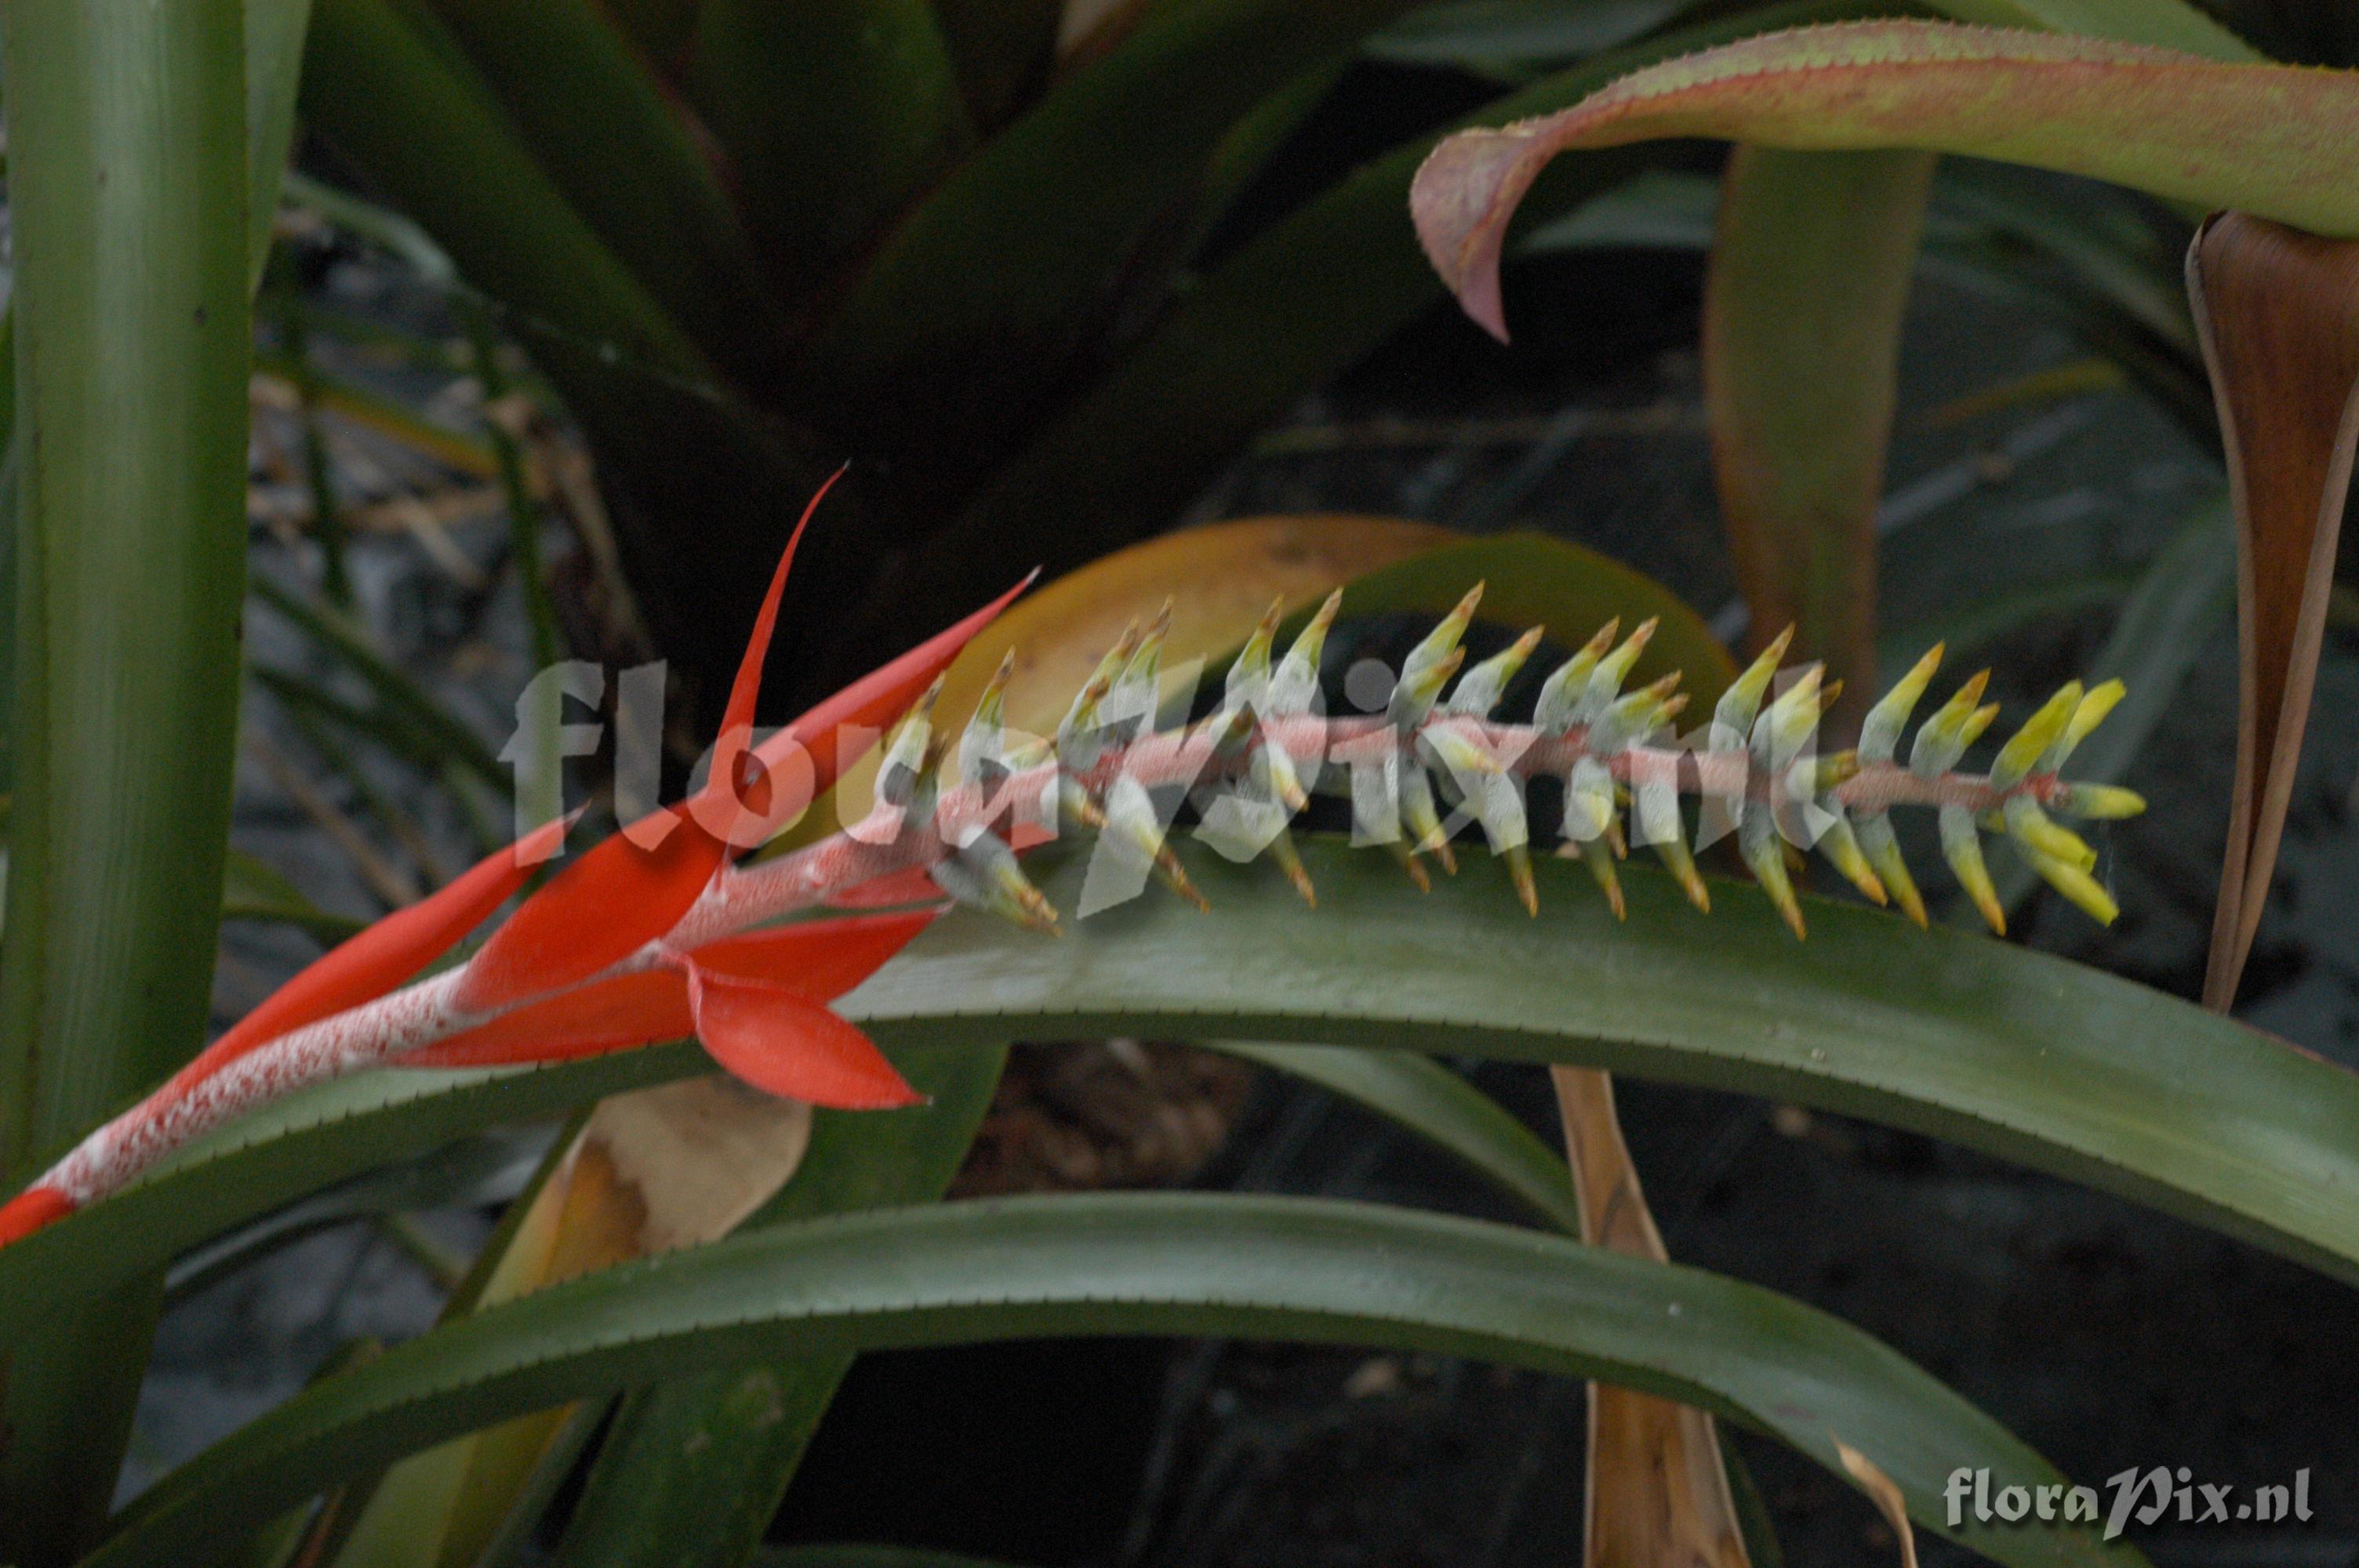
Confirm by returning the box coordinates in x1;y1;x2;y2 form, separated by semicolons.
794;514;1455;838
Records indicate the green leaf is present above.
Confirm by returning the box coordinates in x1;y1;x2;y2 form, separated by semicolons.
0;0;255;1552
924;0;1890;612
550;1043;1009;1568
1410;19;2343;339
299;0;711;383
1365;0;1702;81
784;0;1427;478
412;0;789;383
13;837;2359;1334
91;1194;2139;1568
1973;496;2232;918
221;850;369;942
1921;0;2257;58
1703;146;1932;717
687;0;974;296
245;0;318;289
1208;1043;1583;1232
849;843;2359;1288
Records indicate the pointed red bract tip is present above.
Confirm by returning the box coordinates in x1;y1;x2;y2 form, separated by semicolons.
749;569;1037;831
460;474;850;1013
705;465;843;836
689;907;940;999
689;971;921;1109
0;1185;75;1249
173;813;573;1092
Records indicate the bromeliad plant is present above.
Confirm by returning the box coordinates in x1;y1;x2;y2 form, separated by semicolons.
0;485;2139;1252
20;517;2359;1568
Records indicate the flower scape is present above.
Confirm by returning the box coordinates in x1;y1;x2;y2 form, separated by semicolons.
0;485;2142;1253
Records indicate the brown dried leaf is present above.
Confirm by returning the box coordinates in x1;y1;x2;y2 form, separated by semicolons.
2185;213;2359;1008
1837;1438;1921;1568
332;1080;812;1567
1551;1066;1750;1568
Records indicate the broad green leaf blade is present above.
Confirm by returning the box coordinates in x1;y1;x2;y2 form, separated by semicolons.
785;0;1426;485
300;0;711;383
1411;20;2359;343
95;1196;2138;1568
688;0;974;296
923;0;1888;613
246;0;318;289
1703;147;1932;723
13;844;2359;1330
1364;0;1701;79
0;0;253;1552
414;0;790;384
221;849;369;942
1923;0;2256;57
1209;1044;1583;1232
847;843;2359;1287
551;1044;1008;1568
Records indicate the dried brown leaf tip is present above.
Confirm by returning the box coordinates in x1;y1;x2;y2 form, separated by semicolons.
928;601;2140;939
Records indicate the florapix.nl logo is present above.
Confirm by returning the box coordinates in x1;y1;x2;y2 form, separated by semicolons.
1946;1467;2314;1541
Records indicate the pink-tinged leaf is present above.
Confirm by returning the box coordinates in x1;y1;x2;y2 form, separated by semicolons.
459;477;840;1012
823;865;952;910
408;970;693;1069
1410;20;2359;343
689;971;921;1108
688;908;940;998
2187;214;2359;1009
0;1186;74;1250
173;815;572;1086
